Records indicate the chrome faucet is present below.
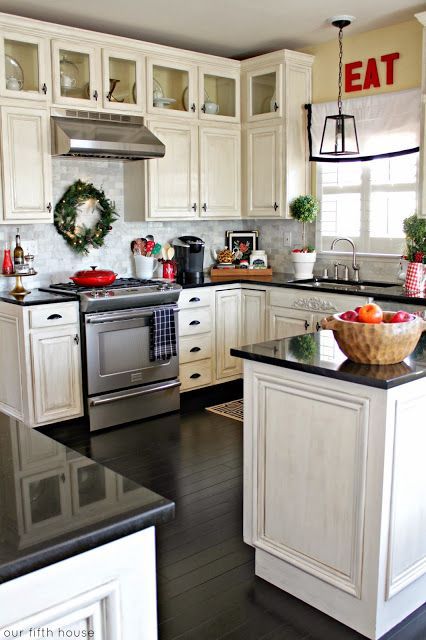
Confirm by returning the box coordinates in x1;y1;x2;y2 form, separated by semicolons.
330;237;361;282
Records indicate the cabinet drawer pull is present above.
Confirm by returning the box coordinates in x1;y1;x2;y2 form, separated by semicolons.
60;473;66;483
190;346;201;352
273;202;279;211
202;203;207;212
47;313;62;320
316;321;321;332
304;320;310;330
192;203;197;212
190;103;196;112
189;320;201;325
201;104;206;113
273;101;279;112
93;89;98;101
190;373;201;379
47;202;52;213
41;83;47;95
189;297;200;302
74;334;79;345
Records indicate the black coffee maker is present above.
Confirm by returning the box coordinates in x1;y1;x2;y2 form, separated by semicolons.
172;236;205;284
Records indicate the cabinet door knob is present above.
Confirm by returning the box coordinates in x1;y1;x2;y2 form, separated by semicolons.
74;334;80;345
47;202;52;213
190;103;196;112
190;346;201;352
316;321;321;332
273;102;279;112
189;320;201;326
190;373;201;379
60;473;66;483
93;90;98;101
201;104;206;113
41;83;48;95
273;202;279;211
189;297;200;302
202;203;207;212
192;203;197;212
47;313;62;320
304;320;310;330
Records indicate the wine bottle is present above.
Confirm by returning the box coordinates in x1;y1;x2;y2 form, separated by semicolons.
14;227;24;272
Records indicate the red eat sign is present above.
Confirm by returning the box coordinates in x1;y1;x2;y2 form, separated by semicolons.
345;52;400;92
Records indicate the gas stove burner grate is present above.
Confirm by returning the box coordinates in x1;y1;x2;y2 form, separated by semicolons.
49;278;163;293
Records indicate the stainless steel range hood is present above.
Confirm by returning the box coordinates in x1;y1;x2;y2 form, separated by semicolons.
50;108;165;160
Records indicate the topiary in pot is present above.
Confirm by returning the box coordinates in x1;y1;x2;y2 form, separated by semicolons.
289;195;320;279
403;214;426;263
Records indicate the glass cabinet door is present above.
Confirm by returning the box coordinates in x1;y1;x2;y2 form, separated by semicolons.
52;40;99;106
0;33;49;100
247;65;281;120
102;49;144;111
199;68;239;122
147;58;197;117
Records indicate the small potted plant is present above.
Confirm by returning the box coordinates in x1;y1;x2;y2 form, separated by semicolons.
289;195;319;279
403;214;426;291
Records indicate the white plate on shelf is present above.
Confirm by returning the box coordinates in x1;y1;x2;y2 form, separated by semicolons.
153;97;176;107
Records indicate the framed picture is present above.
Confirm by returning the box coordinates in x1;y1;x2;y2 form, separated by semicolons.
226;230;259;261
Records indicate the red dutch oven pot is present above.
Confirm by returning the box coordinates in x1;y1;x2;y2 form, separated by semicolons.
70;266;117;287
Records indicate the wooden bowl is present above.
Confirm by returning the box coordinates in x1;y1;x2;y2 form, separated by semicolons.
321;312;426;365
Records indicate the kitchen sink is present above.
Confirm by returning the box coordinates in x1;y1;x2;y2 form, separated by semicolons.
287;278;397;292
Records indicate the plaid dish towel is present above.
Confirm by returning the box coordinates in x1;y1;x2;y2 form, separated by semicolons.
149;307;177;361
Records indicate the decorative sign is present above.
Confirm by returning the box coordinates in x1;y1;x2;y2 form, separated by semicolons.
345;52;400;92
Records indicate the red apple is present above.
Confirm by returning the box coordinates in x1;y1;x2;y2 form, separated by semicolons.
340;310;359;322
390;310;413;323
355;306;362;313
358;303;383;324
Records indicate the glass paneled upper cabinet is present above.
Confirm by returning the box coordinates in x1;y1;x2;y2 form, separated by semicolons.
247;65;281;121
51;40;99;107
102;49;144;112
199;68;239;122
147;58;197;117
0;33;49;100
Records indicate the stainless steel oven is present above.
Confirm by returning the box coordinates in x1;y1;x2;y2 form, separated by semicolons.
84;304;180;431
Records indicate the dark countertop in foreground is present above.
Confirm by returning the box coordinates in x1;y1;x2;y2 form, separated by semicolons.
182;273;426;305
0;414;174;584
231;330;426;389
0;288;79;306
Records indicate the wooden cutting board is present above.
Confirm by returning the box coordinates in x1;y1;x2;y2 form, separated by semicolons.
210;267;273;278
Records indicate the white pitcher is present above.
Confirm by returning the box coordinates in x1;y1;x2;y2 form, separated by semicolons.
134;255;157;279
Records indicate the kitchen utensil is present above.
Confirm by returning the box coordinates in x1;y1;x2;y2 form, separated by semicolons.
167;247;175;260
146;240;155;255
151;243;162;256
321;312;426;365
70;266;117;287
146;234;154;241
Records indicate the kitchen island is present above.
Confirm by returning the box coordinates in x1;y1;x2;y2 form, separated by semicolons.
0;412;174;639
231;331;426;639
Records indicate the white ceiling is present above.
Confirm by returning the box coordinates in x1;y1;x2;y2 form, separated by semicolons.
0;0;424;58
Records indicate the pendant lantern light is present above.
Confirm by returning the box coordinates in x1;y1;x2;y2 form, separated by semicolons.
320;16;360;156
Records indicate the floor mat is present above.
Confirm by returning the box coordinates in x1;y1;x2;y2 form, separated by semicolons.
206;399;243;422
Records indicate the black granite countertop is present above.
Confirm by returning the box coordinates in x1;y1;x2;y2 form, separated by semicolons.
0;414;174;584
231;330;426;389
182;274;426;306
0;288;79;306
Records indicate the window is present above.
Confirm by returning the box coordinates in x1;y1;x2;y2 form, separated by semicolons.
316;153;418;256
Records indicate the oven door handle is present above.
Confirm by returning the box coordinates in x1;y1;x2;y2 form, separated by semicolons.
86;307;178;324
89;380;181;406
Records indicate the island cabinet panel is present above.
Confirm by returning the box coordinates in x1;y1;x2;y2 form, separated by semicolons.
255;373;368;596
241;289;266;345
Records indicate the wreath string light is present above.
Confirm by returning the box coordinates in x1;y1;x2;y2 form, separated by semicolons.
54;180;118;255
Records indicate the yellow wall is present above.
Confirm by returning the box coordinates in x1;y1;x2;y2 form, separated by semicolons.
302;19;422;103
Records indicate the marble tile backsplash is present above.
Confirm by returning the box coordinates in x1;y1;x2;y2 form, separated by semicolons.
0;157;400;286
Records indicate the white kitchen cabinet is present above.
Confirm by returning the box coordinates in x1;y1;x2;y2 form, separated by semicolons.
216;288;242;380
0;31;50;100
145;119;199;219
245;124;282;218
199;65;240;123
269;306;314;339
0;300;83;427
147;56;198;118
0;106;52;223
51;39;100;107
102;47;145;112
199;126;241;218
242;50;313;218
30;325;83;425
241;288;266;345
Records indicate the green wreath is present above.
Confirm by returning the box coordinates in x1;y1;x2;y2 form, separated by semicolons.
54;180;118;255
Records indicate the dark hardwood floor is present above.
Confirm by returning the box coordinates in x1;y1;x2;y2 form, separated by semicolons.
40;386;426;640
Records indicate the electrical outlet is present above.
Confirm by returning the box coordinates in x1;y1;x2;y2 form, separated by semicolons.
22;240;38;255
284;232;292;247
